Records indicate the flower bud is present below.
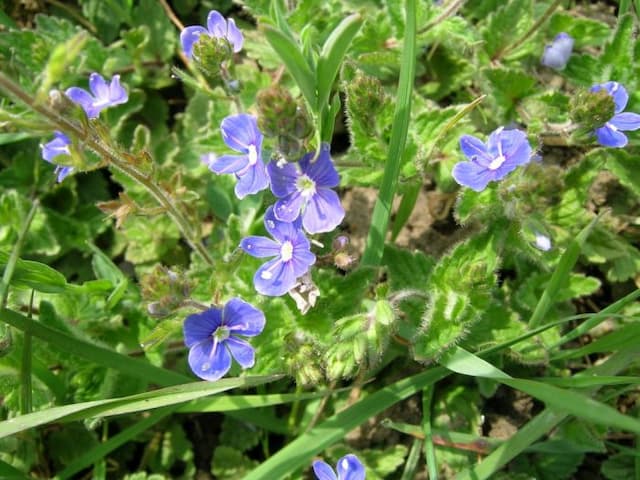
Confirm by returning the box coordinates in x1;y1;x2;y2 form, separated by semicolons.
192;35;233;77
570;89;616;133
345;70;388;130
332;235;349;251
541;32;574;70
256;85;298;136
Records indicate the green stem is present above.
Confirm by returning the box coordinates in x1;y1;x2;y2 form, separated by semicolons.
495;0;564;60
360;0;417;267
422;386;438;480
20;290;35;415
0;72;215;267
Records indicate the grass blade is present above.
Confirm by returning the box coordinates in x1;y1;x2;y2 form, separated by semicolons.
0;307;190;387
244;366;449;479
263;26;316;110
0;375;282;438
361;0;417;267
54;406;177;480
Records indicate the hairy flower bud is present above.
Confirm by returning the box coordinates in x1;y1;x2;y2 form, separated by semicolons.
345;70;387;130
192;35;233;77
570;89;616;133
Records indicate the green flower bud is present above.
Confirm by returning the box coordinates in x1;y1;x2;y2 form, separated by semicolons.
140;265;191;316
192;35;233;78
345;70;388;131
570;89;615;133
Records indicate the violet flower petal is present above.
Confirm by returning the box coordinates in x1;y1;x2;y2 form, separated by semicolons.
300;146;340;188
459;134;492;166
302;188;345;234
336;454;366;480
207;10;227;37
241;236;281;258
221;114;262;153
65;87;98;118
268;161;299;197
595;124;628;148
223;298;266;336
452;161;493;192
208;154;250;174
180;25;208;58
188;339;232;381
225;337;256;368
274;191;304;223
609;112;640;131
183;309;223;347
312;461;338;480
254;257;296;296
226;18;244;52
235;160;269;198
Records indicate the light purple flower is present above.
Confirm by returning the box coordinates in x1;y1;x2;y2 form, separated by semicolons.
65;73;128;119
541;32;574;70
203;114;269;199
240;206;316;297
183;298;265;382
180;10;243;59
452;127;533;192
268;143;345;234
40;131;74;182
590;82;640;148
313;454;366;480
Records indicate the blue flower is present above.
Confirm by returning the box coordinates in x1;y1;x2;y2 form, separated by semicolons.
183;298;265;381
533;232;552;251
541;32;574;70
65;73;128;119
40;131;74;182
452;127;532;192
267;143;345;234
313;454;366;480
240;206;316;297
203;114;269;199
180;10;243;59
590;81;640;148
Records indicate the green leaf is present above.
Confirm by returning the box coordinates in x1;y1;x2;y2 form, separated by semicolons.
0;375;281;438
316;13;363;135
262;26;316;110
0;307;189;387
412;227;502;361
441;347;640;435
0;250;67;294
600;14;635;86
605;149;640;196
482;0;533;59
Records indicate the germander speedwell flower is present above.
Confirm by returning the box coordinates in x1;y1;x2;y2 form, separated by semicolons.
180;10;243;59
65;73;128;119
183;298;265;381
313;454;366;480
240;206;316;297
541;32;574;70
203;114;269;199
452;127;533;192
590;81;640;148
40;131;74;182
267;143;345;234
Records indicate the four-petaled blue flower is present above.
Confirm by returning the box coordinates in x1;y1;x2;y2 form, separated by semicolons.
203;114;269;199
180;10;243;59
240;206;316;297
590;81;640;148
183;298;265;381
65;73;128;119
541;32;574;70
452;127;532;192
313;454;366;480
268;143;345;234
40;131;74;182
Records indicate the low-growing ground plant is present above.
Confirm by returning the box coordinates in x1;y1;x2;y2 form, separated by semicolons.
1;0;639;478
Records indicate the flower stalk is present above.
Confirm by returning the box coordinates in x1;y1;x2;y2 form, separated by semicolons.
0;72;215;266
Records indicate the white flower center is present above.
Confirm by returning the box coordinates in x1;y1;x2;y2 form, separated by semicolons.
280;240;294;262
248;145;258;165
488;155;506;170
296;174;316;197
213;326;230;342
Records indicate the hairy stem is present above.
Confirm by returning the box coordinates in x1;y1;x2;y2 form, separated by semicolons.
0;72;215;266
